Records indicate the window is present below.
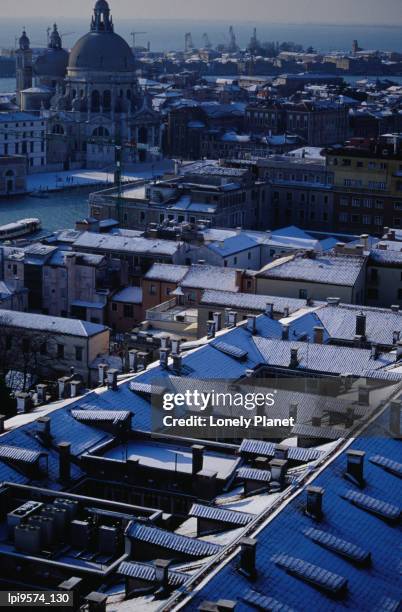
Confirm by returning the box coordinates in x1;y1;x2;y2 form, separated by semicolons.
374;216;383;226
123;304;134;318
57;344;64;359
299;289;308;299
375;200;384;209
362;215;371;225
149;284;156;295
352;198;360;207
75;346;83;362
112;303;117;312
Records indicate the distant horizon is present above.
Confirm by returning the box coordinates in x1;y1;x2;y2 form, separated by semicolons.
0;0;401;26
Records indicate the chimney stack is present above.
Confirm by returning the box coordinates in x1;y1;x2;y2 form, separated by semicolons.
36;384;48;405
371;344;379;360
274;444;289;461
58;442;71;482
290;347;299;368
98;363;108;386
213;312;222;332
391;305;400;313
235;269;243;290
37;416;51;441
16;392;32;414
159;348;171;369
207;320;216;339
238;537;257;579
192;445;205;475
269;459;288;490
171;339;181;355
283;306;290;318
247;314;257;335
393;331;400;345
313;326;325;344
128;350;138;372
228;311;238;328
305;486;324;520
155;559;171;594
289;402;298;421
265;303;274;318
345;450;365;487
282;325;289;340
107;369;119;391
172;353;182;374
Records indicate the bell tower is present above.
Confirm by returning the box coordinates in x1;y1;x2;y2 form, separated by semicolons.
91;0;114;33
16;29;33;108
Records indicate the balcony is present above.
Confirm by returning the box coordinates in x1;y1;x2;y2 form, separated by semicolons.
146;299;197;325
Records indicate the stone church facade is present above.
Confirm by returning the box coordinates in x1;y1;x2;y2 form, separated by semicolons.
16;0;162;170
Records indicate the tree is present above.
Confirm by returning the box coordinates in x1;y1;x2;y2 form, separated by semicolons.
0;376;16;418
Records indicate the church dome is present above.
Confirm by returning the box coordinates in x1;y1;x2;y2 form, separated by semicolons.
68;0;135;73
34;26;68;78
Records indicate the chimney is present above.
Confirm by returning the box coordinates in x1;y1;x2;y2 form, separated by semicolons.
238;537;257;579
128;350;138;372
224;308;232;328
36;384;48;405
16;392;32;414
235;269;243;290
155;559;171;594
159;348;171;369
360;234;369;250
83;593;108;612
355;312;367;338
283;306;290;318
370;343;379;360
274;444;289;460
0;414;6;434
290;347;299;368
282;325;289;340
160;336;170;350
289;402;298;421
98;363;108;386
137;352;148;371
58;442;71;482
265;303;274;318
171;339;181;355
172;353;182;374
353;334;363;347
393;331;400;345
37;416;51;441
397;341;402;360
213;312;222;332
390;400;401;436
107;369;119;391
247;314;257;335
391;305;400;313
207;320;216;339
305;486;324;520
327;297;341;306
58;376;71;400
377;242;387;250
313;326;325;344
269;459;288;490
358;385;370;406
192;444;204;475
70;379;84;398
312;415;322;427
245;369;254;378
228;311;238;328
345;450;365;487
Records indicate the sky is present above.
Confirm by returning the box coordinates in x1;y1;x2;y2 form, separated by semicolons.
0;0;401;25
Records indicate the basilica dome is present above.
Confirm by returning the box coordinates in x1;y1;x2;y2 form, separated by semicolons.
35;25;69;78
68;0;135;73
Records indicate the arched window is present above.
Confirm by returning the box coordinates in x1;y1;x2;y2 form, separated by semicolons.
103;90;111;111
91;90;101;112
52;124;65;135
92;126;110;138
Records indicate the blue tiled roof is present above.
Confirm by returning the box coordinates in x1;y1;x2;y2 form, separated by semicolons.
190;504;254;527
208;234;258;257
184;412;402;611
126;523;222;558
117;561;187;586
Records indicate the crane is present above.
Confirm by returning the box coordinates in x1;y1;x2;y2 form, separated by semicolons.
131;31;147;50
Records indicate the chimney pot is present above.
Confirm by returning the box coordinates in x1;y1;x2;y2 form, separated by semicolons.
290;347;299;368
345;450;365;487
228;311;238;328
313;326;325;344
289;402;298;421
192;444;205;475
265;303;274;318
282;325;290;341
98;363;108;386
155;559;171;593
128;350;138;372
213;312;222;331
238;537;257;579
269;459;288;490
247;314;257;335
159;348;171;369
58;442;71;482
306;486;324;520
356;312;367;338
172;353;183;374
207;320;216;339
107;369;119;391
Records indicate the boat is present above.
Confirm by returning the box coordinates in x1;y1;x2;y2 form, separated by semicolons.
29;191;49;199
0;218;42;240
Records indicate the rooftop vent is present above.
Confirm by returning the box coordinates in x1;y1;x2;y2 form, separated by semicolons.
305;486;324;520
238;537;257;579
345;450;365;487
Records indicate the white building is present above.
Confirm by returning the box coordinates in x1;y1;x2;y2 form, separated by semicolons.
0;112;47;172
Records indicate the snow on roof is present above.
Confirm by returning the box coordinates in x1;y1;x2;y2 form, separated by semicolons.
73;232;180;256
181;264;240;292
0;309;108;337
112;287;143;304
201;290;310;314
258;254;365;286
144;263;189;283
208;234;258;257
